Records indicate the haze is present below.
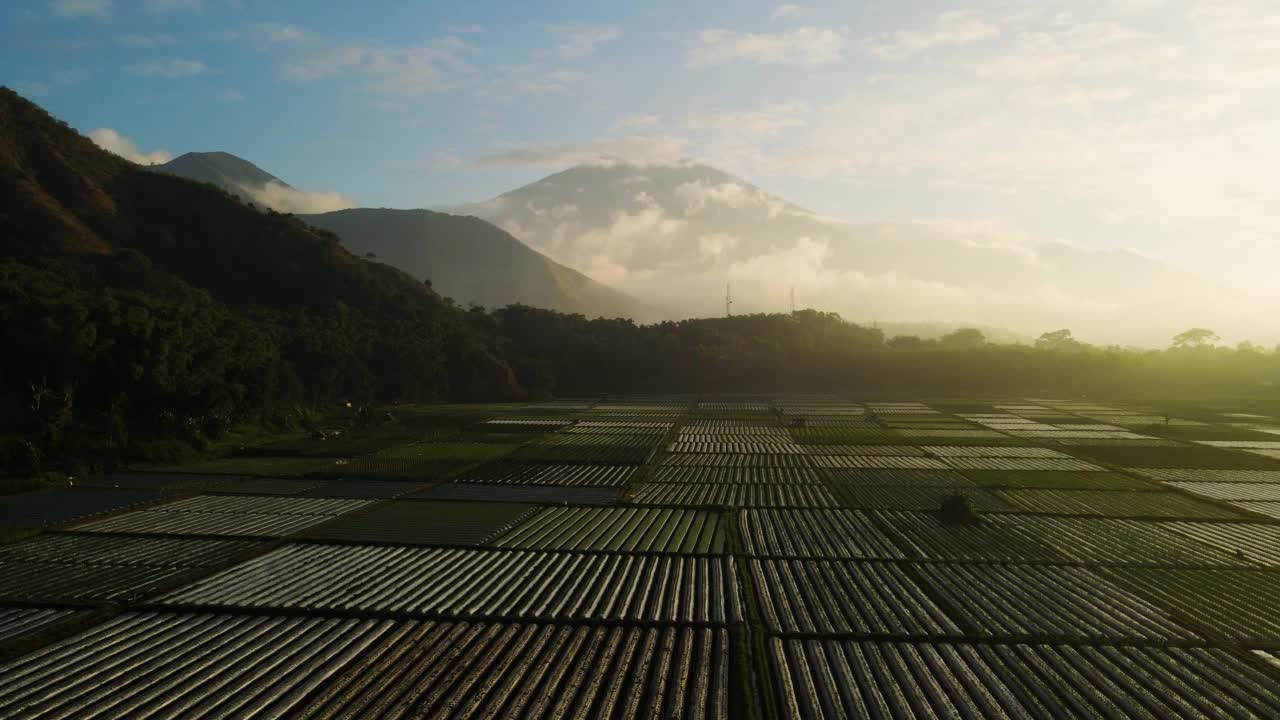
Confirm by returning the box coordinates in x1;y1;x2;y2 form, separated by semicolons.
7;0;1278;345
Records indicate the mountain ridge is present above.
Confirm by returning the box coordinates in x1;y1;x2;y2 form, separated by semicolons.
156;152;660;320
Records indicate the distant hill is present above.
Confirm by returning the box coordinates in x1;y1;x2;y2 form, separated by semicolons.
157;151;285;196
299;208;661;319
0;90;421;311
454;161;1237;345
157;152;658;319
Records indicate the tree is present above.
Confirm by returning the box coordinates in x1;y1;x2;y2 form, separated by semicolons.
940;327;986;349
1035;328;1081;351
938;493;982;525
1171;328;1219;350
888;335;931;350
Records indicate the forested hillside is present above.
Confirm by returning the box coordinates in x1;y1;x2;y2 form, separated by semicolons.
3;87;1279;476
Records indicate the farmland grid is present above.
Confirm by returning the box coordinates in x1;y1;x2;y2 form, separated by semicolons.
2;395;1280;717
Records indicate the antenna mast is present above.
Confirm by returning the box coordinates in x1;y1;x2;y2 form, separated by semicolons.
725;283;733;317
790;286;795;314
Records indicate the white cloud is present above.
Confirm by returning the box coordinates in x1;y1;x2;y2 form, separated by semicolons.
772;5;802;20
50;0;111;18
512;68;581;96
261;26;471;98
688;27;843;67
125;59;207;77
673;180;788;217
433;150;464;169
682;102;808;137
613;114;663;131
238;180;356;214
143;0;202;12
216;88;244;102
547;24;622;59
88;128;172;165
475;136;690;168
871;10;1000;61
119;33;176;48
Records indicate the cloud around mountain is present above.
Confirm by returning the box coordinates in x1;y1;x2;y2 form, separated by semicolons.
456;161;1259;345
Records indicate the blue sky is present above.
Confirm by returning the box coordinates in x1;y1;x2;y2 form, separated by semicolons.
6;0;1280;298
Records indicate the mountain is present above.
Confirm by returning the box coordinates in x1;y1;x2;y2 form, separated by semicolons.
298;208;662;319
0;86;529;408
455;162;1243;345
157;151;284;196
157;152;658;319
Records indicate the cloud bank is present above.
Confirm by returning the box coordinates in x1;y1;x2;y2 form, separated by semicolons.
88;128;173;165
237;180;357;214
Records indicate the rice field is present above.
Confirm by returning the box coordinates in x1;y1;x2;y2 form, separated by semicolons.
492;506;725;554
7;396;1280;715
162;544;741;624
771;640;1280;719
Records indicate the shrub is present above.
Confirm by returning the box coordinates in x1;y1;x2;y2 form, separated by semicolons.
938;492;983;525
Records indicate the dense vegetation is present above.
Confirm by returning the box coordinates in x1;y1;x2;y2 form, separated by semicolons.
3;86;1279;475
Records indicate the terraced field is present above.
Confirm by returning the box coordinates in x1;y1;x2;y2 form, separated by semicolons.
3;395;1280;717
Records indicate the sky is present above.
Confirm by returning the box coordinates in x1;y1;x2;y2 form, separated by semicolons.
4;0;1280;307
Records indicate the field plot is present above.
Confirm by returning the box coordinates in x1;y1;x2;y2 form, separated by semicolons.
1168;482;1280;501
804;444;924;456
910;563;1196;641
894;429;1022;443
336;441;519;478
155;455;347;476
492;506;725;553
809;455;948;470
922;446;1069;458
669;441;807;454
749;559;959;636
987;516;1249;566
1131;468;1280;483
76;495;373;537
996;489;1244;519
939;457;1105;472
163;544;741;623
871;510;1063;562
80;472;239;491
0;487;163;528
0;535;259;602
299;479;427;498
738;509;906;559
1079;445;1280;469
417;483;619;505
1100;568;1280;642
150;495;370;515
295;622;731;720
0;609;85;644
825;468;974;488
962;470;1154;490
831;486;1012;513
301;501;535;545
770;639;1280;719
511;433;660;464
1234;501;1280;519
630;483;836;508
453;462;636;487
209;477;320;495
648;466;824;484
1163;522;1280;567
0;612;393;720
680;422;788;435
661;453;815;468
479;418;573;432
791;428;909;445
0;533;257;567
